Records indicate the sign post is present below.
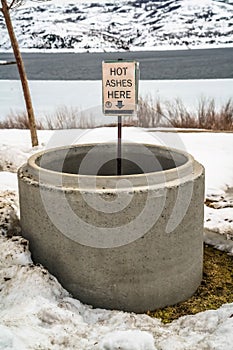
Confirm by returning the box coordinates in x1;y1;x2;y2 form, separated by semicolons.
117;115;122;175
102;60;139;175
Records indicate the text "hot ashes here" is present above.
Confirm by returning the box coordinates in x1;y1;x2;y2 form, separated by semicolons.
102;61;139;115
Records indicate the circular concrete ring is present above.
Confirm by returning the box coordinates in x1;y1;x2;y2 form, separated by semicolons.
18;143;205;312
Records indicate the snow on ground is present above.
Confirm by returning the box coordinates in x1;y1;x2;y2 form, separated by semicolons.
0;127;233;349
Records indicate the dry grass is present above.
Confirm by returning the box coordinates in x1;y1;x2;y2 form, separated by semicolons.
1;98;233;130
44;106;96;129
132;97;233;130
0;106;96;130
135;96;164;128
0;111;44;130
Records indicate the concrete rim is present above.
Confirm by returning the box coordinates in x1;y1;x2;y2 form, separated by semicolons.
19;143;200;191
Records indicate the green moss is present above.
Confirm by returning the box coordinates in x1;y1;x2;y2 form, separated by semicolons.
148;245;233;323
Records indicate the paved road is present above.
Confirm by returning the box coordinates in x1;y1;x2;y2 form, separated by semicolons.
0;48;233;80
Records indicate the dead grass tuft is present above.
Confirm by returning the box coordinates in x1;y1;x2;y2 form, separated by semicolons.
0;111;44;129
131;97;233;130
44;106;96;129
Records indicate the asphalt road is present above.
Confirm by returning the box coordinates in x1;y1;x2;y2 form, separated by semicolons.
0;48;233;80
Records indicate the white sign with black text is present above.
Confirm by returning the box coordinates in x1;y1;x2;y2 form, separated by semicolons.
102;60;139;116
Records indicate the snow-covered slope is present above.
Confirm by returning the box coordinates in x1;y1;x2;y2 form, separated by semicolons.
0;0;233;52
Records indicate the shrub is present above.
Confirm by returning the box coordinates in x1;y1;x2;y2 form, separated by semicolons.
0;106;96;130
132;97;233;130
0;111;44;129
44;106;96;129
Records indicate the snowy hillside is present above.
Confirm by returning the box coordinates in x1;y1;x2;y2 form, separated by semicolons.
0;0;233;52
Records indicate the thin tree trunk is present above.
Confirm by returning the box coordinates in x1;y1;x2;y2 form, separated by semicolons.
1;0;38;146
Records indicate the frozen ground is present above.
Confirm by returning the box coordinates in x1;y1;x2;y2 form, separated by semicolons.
0;127;233;349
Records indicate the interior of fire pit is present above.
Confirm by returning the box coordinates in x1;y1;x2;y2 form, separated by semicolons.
37;143;188;176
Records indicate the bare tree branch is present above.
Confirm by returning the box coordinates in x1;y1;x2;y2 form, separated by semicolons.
1;0;50;10
8;0;25;10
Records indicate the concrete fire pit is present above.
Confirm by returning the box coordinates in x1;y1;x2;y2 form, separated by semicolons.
18;143;204;312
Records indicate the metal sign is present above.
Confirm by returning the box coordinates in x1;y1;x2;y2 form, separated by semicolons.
102;60;139;116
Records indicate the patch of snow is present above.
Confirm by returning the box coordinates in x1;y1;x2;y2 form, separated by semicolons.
205;206;233;238
0;191;20;237
99;330;156;350
0;235;32;267
0;172;18;191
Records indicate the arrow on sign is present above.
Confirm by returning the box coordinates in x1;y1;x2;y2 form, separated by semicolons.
116;100;124;109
